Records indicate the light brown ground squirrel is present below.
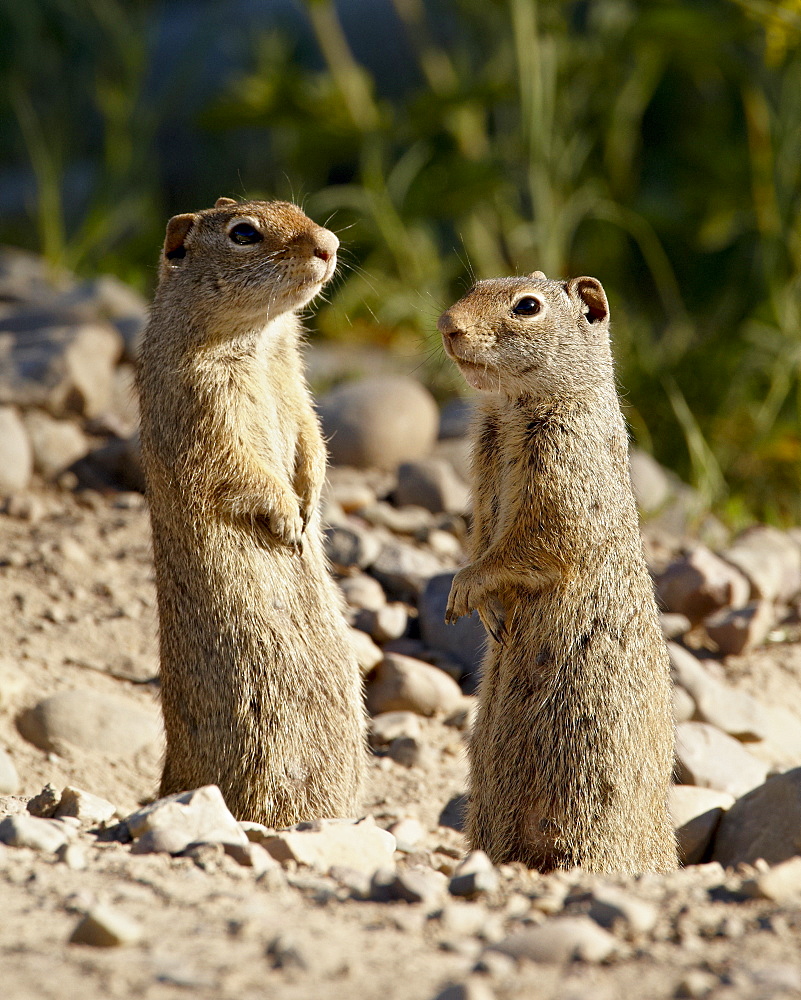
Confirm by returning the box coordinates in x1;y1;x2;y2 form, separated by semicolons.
137;197;366;825
439;271;677;873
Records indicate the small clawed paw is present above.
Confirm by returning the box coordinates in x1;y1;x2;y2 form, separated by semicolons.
478;595;506;645
445;570;478;625
259;505;304;553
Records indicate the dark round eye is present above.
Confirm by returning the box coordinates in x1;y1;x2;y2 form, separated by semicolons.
229;223;263;245
512;296;542;316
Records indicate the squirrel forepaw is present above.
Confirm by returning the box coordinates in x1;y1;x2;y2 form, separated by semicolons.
256;501;305;552
445;566;482;624
478;595;506;645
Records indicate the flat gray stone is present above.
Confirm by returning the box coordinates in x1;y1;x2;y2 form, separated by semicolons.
370;540;443;602
22;410;89;479
722;526;801;604
670;785;734;865
55;786;117;825
17;688;161;757
69;905;142;947
656;546;750;624
705;601;774;657
262;816;395;875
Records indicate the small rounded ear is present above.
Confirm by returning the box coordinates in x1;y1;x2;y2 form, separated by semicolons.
163;213;195;261
214;197;237;208
529;270;547;280
566;276;609;325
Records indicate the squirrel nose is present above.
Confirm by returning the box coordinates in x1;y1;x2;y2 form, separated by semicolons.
437;312;463;340
313;229;339;263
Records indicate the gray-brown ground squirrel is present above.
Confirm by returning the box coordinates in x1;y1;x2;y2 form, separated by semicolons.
137;197;366;826
439;271;677;873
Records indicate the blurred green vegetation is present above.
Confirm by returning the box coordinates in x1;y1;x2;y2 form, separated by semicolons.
1;0;800;522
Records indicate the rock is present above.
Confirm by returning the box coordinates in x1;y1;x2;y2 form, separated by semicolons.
675;722;768;799
130;827;195;856
0;406;33;494
355;603;408;644
55;786;117;825
439;794;467;832
0;813;70;852
667;643;769;740
319;376;439;470
488;917;616;964
361;501;434;535
388;817;425;851
323;467;377;512
370;866;447;905
418;573;487;676
339;574;386;612
670;785;735;865
431;982;496;1000
323;522;381;571
673;685;696;724
75;273;148;361
347;626;383;676
449;868;500;898
17;688;161;757
721;525;801;604
587;887;659;936
438;397;475;440
266;932;311;971
741;856;801;903
222;841;277;873
57;842;88;870
660;612;691;639
262;816;396;875
629;448;671;514
124;785;247;849
656;546;750;624
370;711;422;746
69;905;142;947
0;748;19;794
370;540;443;602
75;433;144;492
387;735;423;767
366;653;463;717
27;783;61;817
22;410;89;479
0;319;123;418
395;458;470;515
704;601;774;656
713;767;801;867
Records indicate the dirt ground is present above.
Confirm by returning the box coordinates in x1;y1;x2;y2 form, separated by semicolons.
2;489;801;1000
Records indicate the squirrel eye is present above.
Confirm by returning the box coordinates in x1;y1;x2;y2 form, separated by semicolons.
512;296;542;317
228;223;263;246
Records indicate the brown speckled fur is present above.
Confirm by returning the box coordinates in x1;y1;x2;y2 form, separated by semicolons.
137;197;366;826
439;272;677;873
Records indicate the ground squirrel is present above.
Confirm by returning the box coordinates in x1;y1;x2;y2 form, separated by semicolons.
439;271;677;873
137;197;366;825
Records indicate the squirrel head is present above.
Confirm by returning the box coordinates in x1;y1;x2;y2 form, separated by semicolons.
156;197;339;328
438;271;613;400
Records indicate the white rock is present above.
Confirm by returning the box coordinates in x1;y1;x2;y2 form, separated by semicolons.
721;526;801;603
675;722;768;799
22;410;89;479
741;856;801;903
0;406;33;494
0;748;19;794
262;816;395;875
347;625;383;676
587;886;659;935
355;602;409;644
488;917;616;964
366;653;464;717
123;785;247;848
55;786;117;825
370;711;423;745
0;813;70;852
339;574;386;612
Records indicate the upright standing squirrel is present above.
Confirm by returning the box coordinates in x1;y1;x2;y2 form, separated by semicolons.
137;197;366;826
439;272;677;873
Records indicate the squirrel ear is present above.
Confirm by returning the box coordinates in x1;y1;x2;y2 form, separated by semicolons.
529;270;547;280
566;276;609;325
163;213;195;262
215;197;237;208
